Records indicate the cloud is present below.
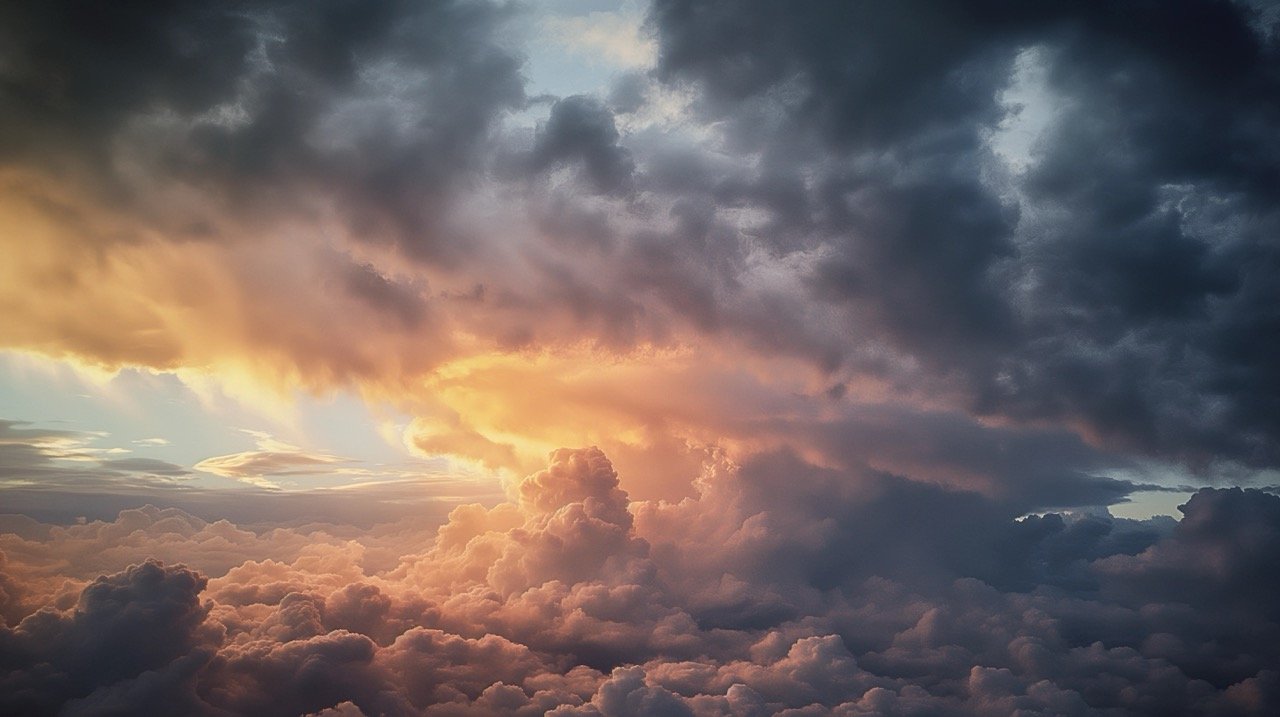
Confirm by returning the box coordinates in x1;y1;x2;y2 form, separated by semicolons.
0;0;525;256
192;430;356;486
0;419;194;491
533;95;636;194
0;0;523;401
0;447;1277;715
0;419;502;529
642;0;1280;471
1;559;210;715
194;451;344;480
2;1;1279;712
99;458;191;478
517;446;627;513
1;0;1278;491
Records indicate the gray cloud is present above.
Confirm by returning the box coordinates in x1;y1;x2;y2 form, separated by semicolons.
639;0;1280;471
99;458;191;478
533;95;636;194
0;0;525;263
5;0;1278;479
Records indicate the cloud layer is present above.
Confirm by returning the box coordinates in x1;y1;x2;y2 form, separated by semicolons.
2;448;1278;715
1;0;1277;484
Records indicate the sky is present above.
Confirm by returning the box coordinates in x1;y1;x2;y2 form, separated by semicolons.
1;1;1279;715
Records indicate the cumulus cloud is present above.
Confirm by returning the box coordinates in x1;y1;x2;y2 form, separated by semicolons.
1;447;1277;715
533;95;636;194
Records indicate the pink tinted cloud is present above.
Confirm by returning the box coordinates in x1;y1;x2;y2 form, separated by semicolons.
2;448;1277;715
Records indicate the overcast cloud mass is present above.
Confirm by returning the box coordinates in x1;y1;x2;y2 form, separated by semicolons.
1;1;1279;715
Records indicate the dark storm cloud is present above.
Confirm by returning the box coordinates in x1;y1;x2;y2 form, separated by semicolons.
795;404;1167;511
0;560;209;715
342;264;429;330
1097;487;1280;614
0;2;255;163
4;0;1278;478
644;0;1280;471
673;450;1164;597
0;0;525;259
533;95;636;194
605;72;649;116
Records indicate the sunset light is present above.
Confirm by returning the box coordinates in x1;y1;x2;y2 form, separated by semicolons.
2;1;1279;715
